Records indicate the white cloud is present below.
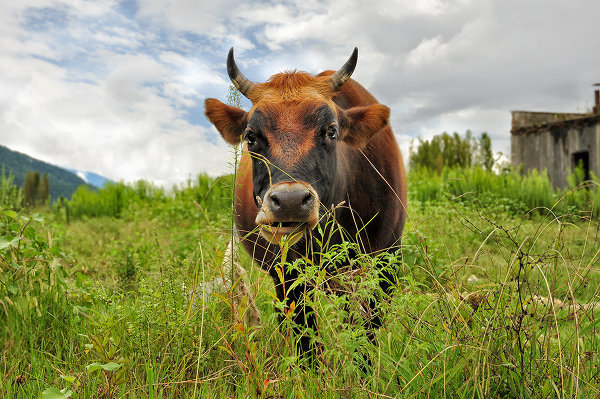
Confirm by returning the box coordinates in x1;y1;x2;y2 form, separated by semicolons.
136;0;233;39
0;3;233;187
2;0;600;189
406;36;448;67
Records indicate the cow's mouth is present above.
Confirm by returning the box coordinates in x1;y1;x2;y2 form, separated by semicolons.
259;222;309;245
267;221;305;230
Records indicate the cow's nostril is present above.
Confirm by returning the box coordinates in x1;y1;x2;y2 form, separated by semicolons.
302;193;313;207
270;193;281;209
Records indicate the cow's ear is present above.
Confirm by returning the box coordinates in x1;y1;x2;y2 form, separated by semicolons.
205;98;247;145
338;103;390;148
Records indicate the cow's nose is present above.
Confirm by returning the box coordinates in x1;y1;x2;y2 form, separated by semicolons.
266;183;315;221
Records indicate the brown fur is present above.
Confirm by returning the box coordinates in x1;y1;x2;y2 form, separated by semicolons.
204;98;247;145
205;57;408;357
339;103;390;148
260;101;317;168
249;71;333;103
205;69;406;262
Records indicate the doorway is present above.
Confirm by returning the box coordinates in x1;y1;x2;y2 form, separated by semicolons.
572;151;590;182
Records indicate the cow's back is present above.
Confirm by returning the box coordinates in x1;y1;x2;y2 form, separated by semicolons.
321;71;407;253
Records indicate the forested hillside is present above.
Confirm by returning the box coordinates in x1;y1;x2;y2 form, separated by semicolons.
0;144;87;201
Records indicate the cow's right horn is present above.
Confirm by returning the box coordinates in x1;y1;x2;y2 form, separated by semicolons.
328;47;358;91
227;47;256;99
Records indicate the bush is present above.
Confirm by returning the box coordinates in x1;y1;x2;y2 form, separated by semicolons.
408;165;600;218
58;174;233;222
0;167;23;210
0;210;77;369
409;130;494;173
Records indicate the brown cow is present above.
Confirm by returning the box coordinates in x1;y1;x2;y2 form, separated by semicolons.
205;47;407;359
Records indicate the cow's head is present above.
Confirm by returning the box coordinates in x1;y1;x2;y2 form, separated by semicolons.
205;48;390;244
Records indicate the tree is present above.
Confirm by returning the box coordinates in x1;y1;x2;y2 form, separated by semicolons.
478;133;494;171
409;130;493;173
23;171;37;207
32;171;40;197
22;170;50;207
37;173;50;205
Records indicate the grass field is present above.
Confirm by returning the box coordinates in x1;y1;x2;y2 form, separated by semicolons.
1;169;599;398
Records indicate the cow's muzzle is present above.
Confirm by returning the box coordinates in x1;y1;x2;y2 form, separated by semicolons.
255;181;319;245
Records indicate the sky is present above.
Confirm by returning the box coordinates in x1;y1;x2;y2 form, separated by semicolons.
1;0;599;187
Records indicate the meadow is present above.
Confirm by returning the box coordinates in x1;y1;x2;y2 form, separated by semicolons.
1;165;599;398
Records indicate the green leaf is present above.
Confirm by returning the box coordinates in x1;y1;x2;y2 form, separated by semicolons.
0;237;11;250
218;345;233;356
274;265;284;287
7;283;18;295
0;236;21;249
60;374;75;383
23;226;37;240
287;278;303;293
31;213;45;222
580;317;600;336
41;387;68;399
21;213;44;222
1;210;17;219
86;362;103;373
101;362;122;371
212;291;228;302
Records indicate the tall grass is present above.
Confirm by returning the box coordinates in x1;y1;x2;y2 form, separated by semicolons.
0;210;80;397
409;165;600;217
58;173;233;221
1;166;599;397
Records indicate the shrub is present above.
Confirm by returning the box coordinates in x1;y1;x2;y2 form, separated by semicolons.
0;167;23;210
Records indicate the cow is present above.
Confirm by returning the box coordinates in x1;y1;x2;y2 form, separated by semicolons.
204;47;407;360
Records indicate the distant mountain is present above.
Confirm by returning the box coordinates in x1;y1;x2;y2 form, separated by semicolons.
66;168;112;188
0;144;91;201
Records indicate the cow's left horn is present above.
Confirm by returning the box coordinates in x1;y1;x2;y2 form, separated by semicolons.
227;47;256;99
327;47;358;91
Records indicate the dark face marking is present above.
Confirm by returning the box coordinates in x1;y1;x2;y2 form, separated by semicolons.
245;102;340;213
302;105;336;132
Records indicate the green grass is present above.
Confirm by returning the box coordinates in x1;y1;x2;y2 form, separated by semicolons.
1;169;599;398
409;165;600;218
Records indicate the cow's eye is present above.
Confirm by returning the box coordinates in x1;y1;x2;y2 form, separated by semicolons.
326;125;338;140
244;130;257;145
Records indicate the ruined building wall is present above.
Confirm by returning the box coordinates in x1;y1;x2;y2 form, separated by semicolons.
511;111;600;189
511;111;586;129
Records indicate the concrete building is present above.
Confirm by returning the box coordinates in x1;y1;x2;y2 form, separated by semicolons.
511;87;600;188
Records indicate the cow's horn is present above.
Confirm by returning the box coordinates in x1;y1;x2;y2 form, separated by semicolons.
227;47;256;99
328;47;358;91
